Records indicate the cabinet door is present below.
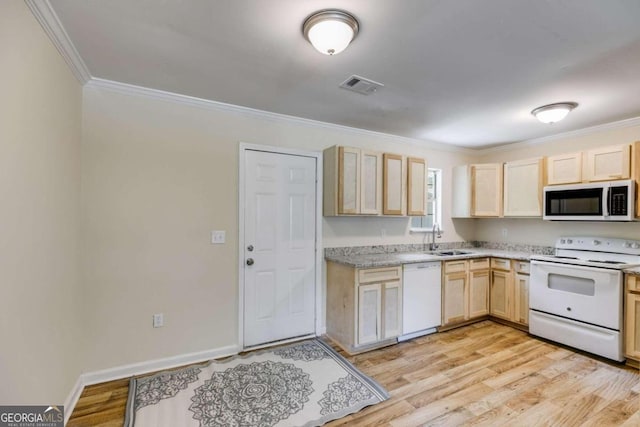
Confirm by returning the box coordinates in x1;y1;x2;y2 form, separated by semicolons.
338;147;361;214
503;158;544;217
407;157;427;216
546;152;582;185
625;292;640;360
360;150;382;215
383;153;406;215
469;270;489;318
452;165;471;218
357;283;381;346
443;272;468;325
382;281;402;340
490;270;511;320
586;144;631;182
471;163;503;217
514;273;529;325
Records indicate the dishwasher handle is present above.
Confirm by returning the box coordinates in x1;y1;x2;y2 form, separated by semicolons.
404;262;441;270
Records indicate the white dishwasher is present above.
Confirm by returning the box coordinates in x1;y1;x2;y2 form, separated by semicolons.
399;262;442;342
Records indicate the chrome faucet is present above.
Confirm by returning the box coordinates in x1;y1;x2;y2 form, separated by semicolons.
429;223;442;251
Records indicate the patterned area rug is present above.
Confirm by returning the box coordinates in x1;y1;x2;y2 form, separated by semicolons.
124;339;389;427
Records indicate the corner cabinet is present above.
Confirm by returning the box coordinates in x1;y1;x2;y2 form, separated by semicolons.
625;275;640;364
326;262;402;354
503;158;545;217
324;146;382;216
470;163;503;217
383;153;406;215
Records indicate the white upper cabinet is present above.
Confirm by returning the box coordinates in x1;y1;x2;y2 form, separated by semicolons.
452;165;471;218
471;163;503;217
503;157;545;217
407;157;427;216
585;144;630;182
383;153;407;215
546;151;582;185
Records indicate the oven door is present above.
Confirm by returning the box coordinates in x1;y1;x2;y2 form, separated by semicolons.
529;260;623;330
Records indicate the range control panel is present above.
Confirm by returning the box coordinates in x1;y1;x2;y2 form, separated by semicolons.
556;236;640;255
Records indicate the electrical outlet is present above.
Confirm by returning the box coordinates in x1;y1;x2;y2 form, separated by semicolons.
501;228;508;238
381;228;386;238
211;230;226;244
153;313;164;328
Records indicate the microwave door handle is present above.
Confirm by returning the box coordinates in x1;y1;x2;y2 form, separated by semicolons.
605;187;611;217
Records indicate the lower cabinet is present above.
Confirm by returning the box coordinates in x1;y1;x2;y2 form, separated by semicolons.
327;262;402;354
513;262;530;326
442;258;489;327
490;259;530;327
625;275;640;362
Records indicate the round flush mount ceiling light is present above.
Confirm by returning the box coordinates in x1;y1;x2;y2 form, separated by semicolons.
303;10;359;55
531;102;579;124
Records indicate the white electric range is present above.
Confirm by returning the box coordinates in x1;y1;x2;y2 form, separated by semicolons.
529;236;640;361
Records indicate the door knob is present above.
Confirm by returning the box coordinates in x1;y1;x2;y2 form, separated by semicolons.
246;258;254;266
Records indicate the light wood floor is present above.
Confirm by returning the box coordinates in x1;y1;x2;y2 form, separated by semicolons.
68;321;640;426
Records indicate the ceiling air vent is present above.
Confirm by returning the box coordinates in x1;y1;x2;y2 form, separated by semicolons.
339;75;384;95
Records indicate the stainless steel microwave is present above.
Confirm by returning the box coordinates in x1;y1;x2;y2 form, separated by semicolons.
543;179;635;221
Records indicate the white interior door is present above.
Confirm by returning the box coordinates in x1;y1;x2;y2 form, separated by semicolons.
244;149;317;347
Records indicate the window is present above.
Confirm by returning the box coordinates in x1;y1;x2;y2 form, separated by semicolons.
410;168;442;231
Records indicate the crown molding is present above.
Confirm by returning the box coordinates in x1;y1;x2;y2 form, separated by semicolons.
478;116;640;156
85;78;474;154
25;0;91;84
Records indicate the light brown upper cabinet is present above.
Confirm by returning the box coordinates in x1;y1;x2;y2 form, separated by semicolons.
323;146;382;216
383;153;406;215
407;157;427;216
546;151;582;185
503;157;545;217
360;150;383;215
585;144;630;182
471;163;503;217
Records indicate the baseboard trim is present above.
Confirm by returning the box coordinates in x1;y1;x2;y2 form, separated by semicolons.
63;376;84;425
81;344;240;386
63;344;240;425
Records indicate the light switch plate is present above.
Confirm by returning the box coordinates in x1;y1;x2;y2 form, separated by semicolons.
211;230;226;244
153;313;164;328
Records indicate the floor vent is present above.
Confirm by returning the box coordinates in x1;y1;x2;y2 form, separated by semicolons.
339;75;384;95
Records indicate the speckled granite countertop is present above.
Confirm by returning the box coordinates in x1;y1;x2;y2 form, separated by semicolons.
325;248;534;269
623;267;640;275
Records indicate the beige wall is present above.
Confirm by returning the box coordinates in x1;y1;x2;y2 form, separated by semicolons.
0;2;82;405
81;85;475;370
472;125;640;246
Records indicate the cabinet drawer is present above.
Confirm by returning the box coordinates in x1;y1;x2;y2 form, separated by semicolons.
491;258;512;271
469;258;490;271
514;261;530;275
358;266;402;284
444;260;468;274
627;275;640;293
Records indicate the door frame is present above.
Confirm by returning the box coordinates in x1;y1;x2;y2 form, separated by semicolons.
238;142;323;350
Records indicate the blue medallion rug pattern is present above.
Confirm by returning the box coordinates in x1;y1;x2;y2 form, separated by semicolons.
125;339;389;427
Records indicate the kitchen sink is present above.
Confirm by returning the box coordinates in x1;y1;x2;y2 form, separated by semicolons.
433;250;473;256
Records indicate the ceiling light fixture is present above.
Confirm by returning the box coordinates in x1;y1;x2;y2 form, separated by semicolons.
531;102;578;124
303;10;359;56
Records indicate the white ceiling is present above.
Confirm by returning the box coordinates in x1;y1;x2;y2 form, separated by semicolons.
50;0;640;148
